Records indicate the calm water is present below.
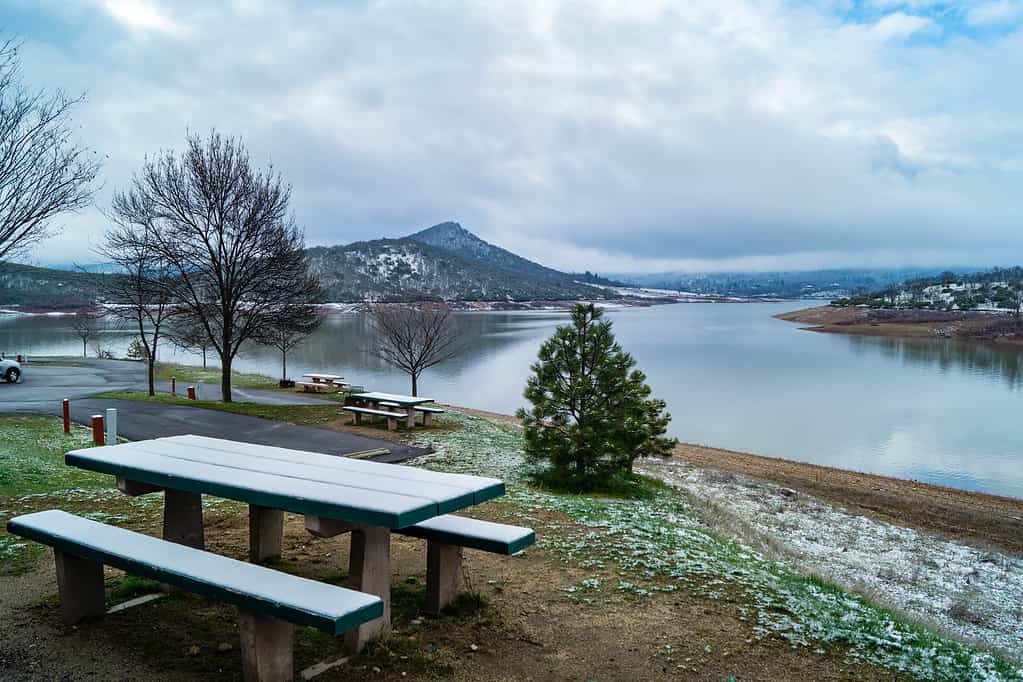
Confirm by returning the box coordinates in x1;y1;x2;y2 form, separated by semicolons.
3;302;1023;498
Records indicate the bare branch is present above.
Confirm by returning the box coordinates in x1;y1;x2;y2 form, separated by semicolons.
367;304;461;396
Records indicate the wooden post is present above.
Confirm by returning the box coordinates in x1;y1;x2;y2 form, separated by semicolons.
187;386;196;400
91;414;104;445
62;399;70;434
344;525;391;652
163;489;204;549
249;505;284;563
405;407;415;429
239;610;294;682
426;541;463;614
171;376;176;395
54;549;105;624
422;411;433;427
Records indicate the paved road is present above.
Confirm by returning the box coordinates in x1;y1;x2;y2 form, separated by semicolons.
0;358;428;462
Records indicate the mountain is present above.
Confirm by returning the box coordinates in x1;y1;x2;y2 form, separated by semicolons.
0;263;104;310
613;268;982;299
307;222;615;302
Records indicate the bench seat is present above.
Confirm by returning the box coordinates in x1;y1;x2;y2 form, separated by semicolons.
342;405;402;430
397;514;534;555
414;405;446;414
8;510;384;680
295;381;338;394
395;514;534;614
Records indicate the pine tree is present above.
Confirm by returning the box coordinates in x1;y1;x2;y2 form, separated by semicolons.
517;304;675;492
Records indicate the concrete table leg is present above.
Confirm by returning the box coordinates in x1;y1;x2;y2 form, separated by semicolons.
117;477;163;496
249;505;284;563
54;549;105;624
426;541;463;614
405;407;415;429
344;525;391;652
422;412;433;427
239;610;294;682
164;489;204;549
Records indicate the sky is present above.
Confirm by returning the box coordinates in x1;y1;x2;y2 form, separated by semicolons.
3;0;1023;274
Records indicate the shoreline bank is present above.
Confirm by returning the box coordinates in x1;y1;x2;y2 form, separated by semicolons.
452;405;1023;555
776;304;1023;346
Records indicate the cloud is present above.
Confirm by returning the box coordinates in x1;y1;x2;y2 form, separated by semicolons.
871;12;940;39
96;0;186;35
9;0;1023;274
965;0;1023;26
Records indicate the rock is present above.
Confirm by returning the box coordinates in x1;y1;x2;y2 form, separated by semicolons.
470;643;479;652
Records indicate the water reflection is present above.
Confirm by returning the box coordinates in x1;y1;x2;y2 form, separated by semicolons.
845;334;1023;389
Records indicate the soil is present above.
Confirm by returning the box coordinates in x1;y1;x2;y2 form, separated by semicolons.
0;499;913;681
671;441;1023;556
776;305;1023;345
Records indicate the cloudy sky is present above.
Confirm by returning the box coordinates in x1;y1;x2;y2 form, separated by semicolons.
4;0;1023;273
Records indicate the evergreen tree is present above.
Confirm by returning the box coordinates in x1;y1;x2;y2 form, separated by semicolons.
517;304;675;491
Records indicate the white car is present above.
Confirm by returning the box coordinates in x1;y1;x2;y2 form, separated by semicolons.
1;357;21;383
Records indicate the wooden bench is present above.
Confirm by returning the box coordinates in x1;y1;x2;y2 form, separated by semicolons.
395;515;534;613
7;510;383;681
413;405;445;426
342;405;402;430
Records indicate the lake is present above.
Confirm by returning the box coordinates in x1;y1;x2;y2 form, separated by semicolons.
3;302;1023;499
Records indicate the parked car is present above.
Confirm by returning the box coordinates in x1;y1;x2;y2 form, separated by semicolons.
1;357;21;383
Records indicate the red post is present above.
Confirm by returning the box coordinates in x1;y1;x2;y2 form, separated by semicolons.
171;376;176;396
62;399;70;434
187;386;196;400
91;415;105;445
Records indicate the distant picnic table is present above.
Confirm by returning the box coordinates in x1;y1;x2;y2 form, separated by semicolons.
302;373;344;385
348;391;438;428
297;373;348;393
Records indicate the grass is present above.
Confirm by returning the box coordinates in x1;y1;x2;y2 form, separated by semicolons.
94;390;344;426
414;411;1023;682
154;362;278;390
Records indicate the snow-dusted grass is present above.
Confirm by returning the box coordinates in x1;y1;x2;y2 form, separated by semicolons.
641;458;1023;664
413;412;1023;681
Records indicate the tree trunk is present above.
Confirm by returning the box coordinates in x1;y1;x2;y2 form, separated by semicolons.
147;357;156;396
82;339;87;358
222;354;233;403
282;349;287;381
202;347;207;368
411;372;418;397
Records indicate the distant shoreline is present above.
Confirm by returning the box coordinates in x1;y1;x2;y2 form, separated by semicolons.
776;304;1023;346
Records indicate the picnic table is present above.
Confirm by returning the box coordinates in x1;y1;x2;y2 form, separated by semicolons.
65;434;505;651
349;391;436;428
302;373;344;385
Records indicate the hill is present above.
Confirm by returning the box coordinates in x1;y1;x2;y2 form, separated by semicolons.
613;268;974;299
307;222;613;302
833;267;1023;313
0;263;103;311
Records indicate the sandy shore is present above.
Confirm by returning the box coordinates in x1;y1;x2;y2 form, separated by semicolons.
451;405;1023;555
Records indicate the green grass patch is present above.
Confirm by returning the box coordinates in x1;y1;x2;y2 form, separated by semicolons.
107;576;163;606
527;467;672;500
94;391;344;425
154;362;278;390
0;415;168;576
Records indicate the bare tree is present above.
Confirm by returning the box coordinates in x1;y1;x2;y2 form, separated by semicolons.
95;222;181;396
368;304;460;396
111;131;321;401
166;310;213;368
0;38;100;262
258;305;323;383
71;309;102;358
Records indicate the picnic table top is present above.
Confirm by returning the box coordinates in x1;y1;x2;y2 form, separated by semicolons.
302;373;344;381
354;392;435;406
65;434;503;529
